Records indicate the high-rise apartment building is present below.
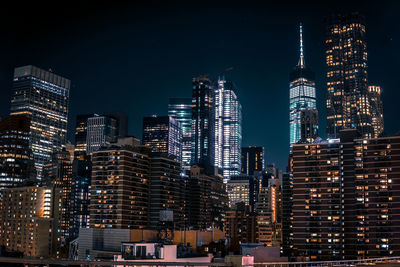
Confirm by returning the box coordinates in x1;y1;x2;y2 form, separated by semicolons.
241;146;264;175
0;186;62;258
289;25;317;145
168;98;192;174
0;115;35;189
149;154;184;229
10;65;70;179
90;146;150;229
142;116;182;164
291;130;400;260
213;78;242;181
368;85;384;137
326;13;375;138
191;76;214;167
86;114;118;154
186;165;228;230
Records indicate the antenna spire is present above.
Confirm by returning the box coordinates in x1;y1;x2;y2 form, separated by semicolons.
298;23;305;68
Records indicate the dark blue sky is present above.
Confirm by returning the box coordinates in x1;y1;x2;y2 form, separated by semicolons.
0;1;399;169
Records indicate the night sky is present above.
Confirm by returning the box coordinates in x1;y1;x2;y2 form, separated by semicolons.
0;1;399;169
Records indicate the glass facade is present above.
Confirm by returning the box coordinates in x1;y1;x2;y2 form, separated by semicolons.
289;25;317;145
213;78;242;181
168;98;192;174
86;115;118;154
10;65;70;180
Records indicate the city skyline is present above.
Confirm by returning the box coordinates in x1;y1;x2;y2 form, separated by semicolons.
0;2;399;169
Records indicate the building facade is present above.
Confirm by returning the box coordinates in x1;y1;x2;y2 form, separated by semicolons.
368;85;384;138
0;186;62;258
191;76;214;167
10;65;70;179
168;98;192;175
300;108;319;143
289;25;317;145
186;165;228;230
149;154;184;229
226;174;260;211
241;146;264;176
142;116;182;165
90;146;150;229
291;130;400;260
74;114;95;158
86;114;118;154
213;78;242;181
0;115;35;189
325;14;375;138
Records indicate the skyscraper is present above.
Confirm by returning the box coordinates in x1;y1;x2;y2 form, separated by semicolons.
300;108;319;143
86;114;118;154
289;24;317;145
241;146;264;175
142;116;182;164
213;78;242;181
10;65;70;179
0;115;35;189
74;114;95;158
326;13;374;138
368;85;384;137
191;76;213;167
168;98;192;174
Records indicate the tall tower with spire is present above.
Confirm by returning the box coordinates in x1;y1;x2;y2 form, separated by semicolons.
289;24;318;145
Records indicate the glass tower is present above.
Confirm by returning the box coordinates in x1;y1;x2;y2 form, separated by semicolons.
168;98;192;174
289;24;317;145
10;65;70;179
191;75;213;167
213;78;242;181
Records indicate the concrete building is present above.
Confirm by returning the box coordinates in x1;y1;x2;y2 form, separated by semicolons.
186;165;228;230
0;186;62;258
291;130;400;260
90;146;151;229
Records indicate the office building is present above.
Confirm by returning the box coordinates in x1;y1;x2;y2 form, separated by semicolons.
86;114;118;154
10;65;70;179
291;130;400;260
0;115;35;189
289;25;317;145
191;76;214;167
368;85;384;138
168;98;192;174
0;186;62;258
142;116;182;164
69;156;92;240
326;14;374;138
74;114;94;158
226;174;260;211
186;165;228;230
213;78;242;181
300;108;319;143
241;146;264;175
149;154;184;229
90;146;150;229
